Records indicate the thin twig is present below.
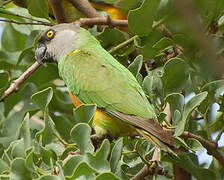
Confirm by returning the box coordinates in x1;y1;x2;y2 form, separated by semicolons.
0;10;52;25
109;35;138;54
203;108;212;140
48;0;67;23
78;16;128;27
67;0;100;18
215;126;224;144
0;19;52;26
0;62;41;102
62;150;80;166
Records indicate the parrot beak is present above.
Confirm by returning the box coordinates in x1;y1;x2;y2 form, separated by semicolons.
35;44;47;65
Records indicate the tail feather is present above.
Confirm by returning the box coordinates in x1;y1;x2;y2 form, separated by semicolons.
104;110;176;150
136;129;176;155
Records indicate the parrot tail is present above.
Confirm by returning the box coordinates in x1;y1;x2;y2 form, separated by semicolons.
104;110;176;154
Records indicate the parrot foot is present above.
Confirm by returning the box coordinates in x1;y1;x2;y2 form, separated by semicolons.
91;134;113;151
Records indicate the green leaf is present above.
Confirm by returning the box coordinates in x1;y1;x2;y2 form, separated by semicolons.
86;139;110;172
2;83;38;138
1;23;27;52
0;72;9;89
128;0;160;36
200;80;224;113
143;68;164;104
52;115;73;142
152;37;174;51
70;123;94;154
186;138;203;151
97;28;126;48
20;113;32;150
64;155;83;176
115;0;140;11
68;162;97;180
10;158;32;180
73;104;96;124
165;93;184;124
11;139;26;158
17;47;34;65
31;87;53;111
175;136;199;152
110;138;123;173
162;58;190;95
96;172;121;180
38;175;60;180
0;72;9;97
35;109;56;145
45;143;64;156
27;0;49;19
0;158;10;173
25;150;37;173
172;110;182;127
128;55;143;77
139;30;162;59
40;145;56;166
174;92;208;136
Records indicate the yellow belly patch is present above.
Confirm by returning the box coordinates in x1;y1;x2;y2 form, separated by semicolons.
93;109;136;137
68;91;135;137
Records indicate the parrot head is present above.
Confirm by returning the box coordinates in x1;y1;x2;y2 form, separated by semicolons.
35;23;80;64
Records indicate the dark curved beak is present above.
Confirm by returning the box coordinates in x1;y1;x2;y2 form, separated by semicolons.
35;44;47;65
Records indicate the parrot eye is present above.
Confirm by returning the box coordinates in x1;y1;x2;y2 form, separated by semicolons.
46;30;55;40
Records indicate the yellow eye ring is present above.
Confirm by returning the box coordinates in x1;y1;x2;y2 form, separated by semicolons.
47;30;54;38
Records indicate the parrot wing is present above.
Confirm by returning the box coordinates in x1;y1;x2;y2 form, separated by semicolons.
59;48;155;119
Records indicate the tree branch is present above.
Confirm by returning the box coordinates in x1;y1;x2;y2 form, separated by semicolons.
173;148;191;180
0;62;41;102
0;19;52;26
131;165;149;180
180;131;224;167
131;148;172;180
67;0;100;18
78;16;128;27
48;0;67;23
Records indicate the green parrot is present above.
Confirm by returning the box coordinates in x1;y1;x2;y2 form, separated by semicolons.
35;23;175;151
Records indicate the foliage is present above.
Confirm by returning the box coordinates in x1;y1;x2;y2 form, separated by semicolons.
0;0;224;179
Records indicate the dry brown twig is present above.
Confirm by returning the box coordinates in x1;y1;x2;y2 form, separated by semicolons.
1;62;41;102
48;0;68;23
131;148;171;180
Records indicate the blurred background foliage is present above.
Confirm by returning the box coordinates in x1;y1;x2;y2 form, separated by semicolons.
0;0;224;179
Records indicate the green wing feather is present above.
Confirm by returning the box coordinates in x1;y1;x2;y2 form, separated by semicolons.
59;47;156;119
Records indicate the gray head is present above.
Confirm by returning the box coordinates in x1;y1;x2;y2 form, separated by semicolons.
35;23;80;64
